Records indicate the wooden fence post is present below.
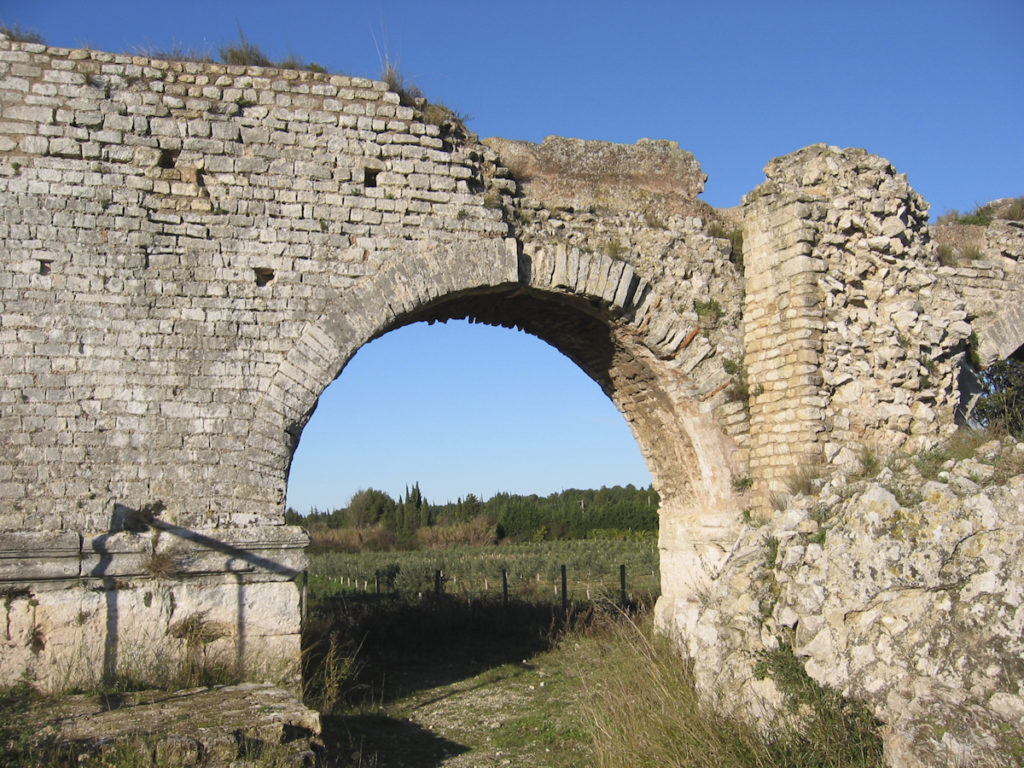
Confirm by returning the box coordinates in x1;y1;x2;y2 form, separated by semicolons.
502;568;509;607
620;563;627;607
561;564;568;616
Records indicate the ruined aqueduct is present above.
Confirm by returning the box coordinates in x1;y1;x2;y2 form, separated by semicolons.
2;36;1023;761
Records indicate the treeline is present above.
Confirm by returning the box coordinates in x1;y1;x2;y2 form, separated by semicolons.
285;484;659;552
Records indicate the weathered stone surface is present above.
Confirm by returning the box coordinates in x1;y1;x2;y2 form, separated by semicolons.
933;204;1024;367
483;135;711;217
688;443;1024;768
742;144;968;498
37;683;321;767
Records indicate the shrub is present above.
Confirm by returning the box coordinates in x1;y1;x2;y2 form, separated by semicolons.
732;475;754;492
276;55;330;74
944;197;1024;227
0;24;44;44
219;29;273;67
724;358;754;409
957;206;995;226
764;535;779;569
973;357;1024;439
308;525;397;554
694;299;723;323
936;243;957;266
753;643;883;765
415;515;498;549
382;61;423;107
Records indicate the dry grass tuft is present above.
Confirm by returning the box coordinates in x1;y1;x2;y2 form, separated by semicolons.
572;613;882;768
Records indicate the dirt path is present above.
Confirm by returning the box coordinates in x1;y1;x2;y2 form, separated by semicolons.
327;651;589;768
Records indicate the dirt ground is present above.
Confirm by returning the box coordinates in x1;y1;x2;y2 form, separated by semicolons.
321;635;592;767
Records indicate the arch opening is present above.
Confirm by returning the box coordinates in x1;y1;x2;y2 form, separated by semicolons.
269;270;746;639
285;315;653;515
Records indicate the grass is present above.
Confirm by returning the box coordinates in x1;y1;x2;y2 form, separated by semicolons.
382;60;423;107
937;196;1024;227
708;221;745;269
936;243;958;267
304;594;884;768
785;463;821;496
131;44;213;63
850;445;882;481
0;683;310;767
912;425;1024;485
605;238;626;260
572;612;882;768
644;210;666;229
307;538;660;601
142;551;179;579
694;298;724;323
0;23;45;44
3;561;887;768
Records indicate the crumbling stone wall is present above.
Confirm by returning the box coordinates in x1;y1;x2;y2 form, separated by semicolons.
2;36;1023;766
743;145;969;494
934;214;1024;366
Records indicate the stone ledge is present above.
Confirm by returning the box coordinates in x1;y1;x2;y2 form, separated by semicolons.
35;682;320;767
0;525;310;581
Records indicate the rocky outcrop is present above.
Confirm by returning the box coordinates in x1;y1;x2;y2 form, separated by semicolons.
688;438;1024;767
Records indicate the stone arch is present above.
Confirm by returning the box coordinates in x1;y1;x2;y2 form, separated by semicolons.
252;238;745;626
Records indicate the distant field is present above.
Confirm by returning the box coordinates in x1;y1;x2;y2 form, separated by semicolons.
307;538;660;602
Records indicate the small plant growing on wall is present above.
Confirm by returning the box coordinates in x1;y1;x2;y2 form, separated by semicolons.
605;239;625;260
0;24;44;44
708;221;745;269
723;357;759;413
169;613;231;688
694;299;723;324
936;243;958;267
144;552;180;579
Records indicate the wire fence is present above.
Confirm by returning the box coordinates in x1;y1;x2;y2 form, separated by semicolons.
305;539;661;608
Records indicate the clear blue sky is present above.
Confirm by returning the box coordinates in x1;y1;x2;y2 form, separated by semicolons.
5;1;1021;510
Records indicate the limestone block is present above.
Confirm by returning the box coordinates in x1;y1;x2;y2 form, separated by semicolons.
0;530;81;579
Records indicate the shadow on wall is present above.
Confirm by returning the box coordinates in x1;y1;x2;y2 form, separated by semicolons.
90;503;302;686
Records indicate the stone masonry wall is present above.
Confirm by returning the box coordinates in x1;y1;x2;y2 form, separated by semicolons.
0;37;751;689
0;35;513;688
934;215;1024;366
4;36;1024;765
0;39;508;534
742;145;970;496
